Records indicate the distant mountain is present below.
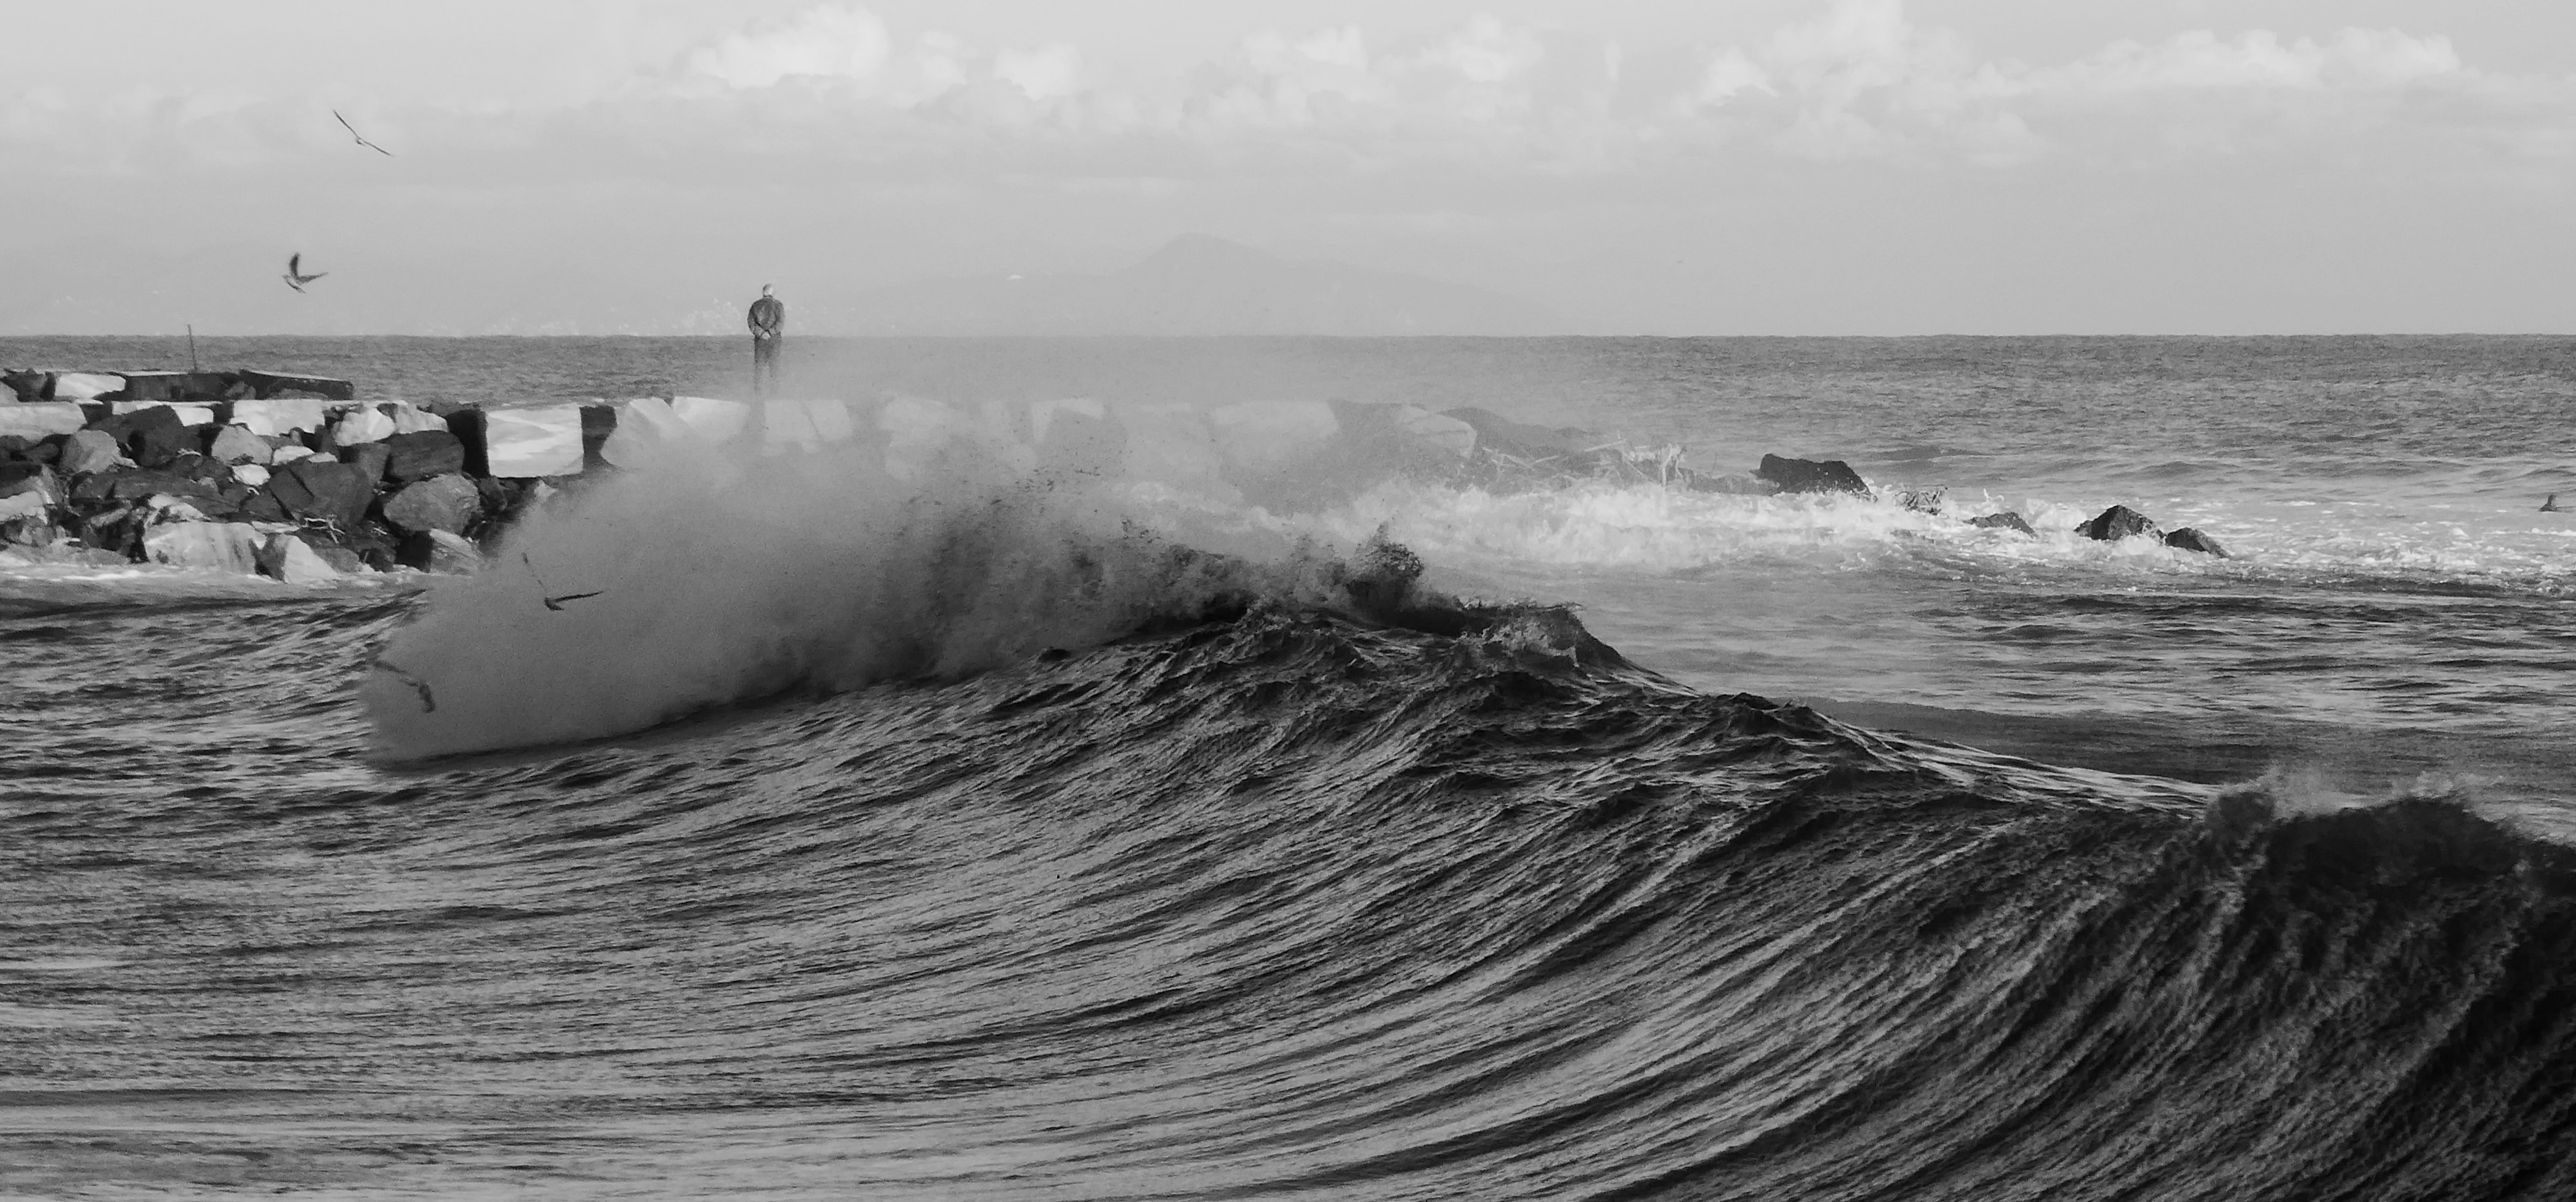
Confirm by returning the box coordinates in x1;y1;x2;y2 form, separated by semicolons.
835;234;1569;335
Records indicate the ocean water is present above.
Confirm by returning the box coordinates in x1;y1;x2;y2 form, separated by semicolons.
4;334;2574;1198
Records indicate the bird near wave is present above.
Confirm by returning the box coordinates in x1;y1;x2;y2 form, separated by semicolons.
282;252;327;293
333;109;392;156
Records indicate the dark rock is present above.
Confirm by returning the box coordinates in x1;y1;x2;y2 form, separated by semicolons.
2163;527;2229;557
0;435;28;461
382;430;465;483
383;474;485;535
1;515;60;547
72;468;222;507
0;462;51;500
1970;511;2036;536
238;369;355;401
173;454;233;491
2076;505;2161;542
1898;488;1945;514
238;491;289;523
264;460;377;530
340;441;392;486
91;404;195;469
75;504;140;559
2;370;46;403
1755;454;1871;496
25;436;63;467
445;410;491;477
57;429;126;476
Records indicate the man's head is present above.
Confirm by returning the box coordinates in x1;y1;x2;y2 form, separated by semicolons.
760;284;773;297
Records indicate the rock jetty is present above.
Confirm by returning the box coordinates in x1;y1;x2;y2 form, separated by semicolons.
2;364;2237;579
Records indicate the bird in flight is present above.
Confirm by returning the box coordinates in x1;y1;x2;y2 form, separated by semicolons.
372;659;438;713
334;110;392;156
283;253;328;292
521;552;604;611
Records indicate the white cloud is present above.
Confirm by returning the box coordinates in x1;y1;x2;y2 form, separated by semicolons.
995;45;1084;102
688;5;893;89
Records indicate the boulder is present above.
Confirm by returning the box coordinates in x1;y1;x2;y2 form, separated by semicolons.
232;463;271;488
144;521;265;573
1970;511;2036;536
759;399;855;455
481;406;586;478
207;424;272;465
398;528;483;574
97;404;191;468
0;515;60;547
0;462;55;505
2;370;46;403
382;430;465;483
238;369;353;401
340;441;393;485
75;504;140;559
1029;398;1124;477
2076;505;2161;542
264;459;376;529
2163;527;2229;557
270;444;317;466
0;487;50;524
1755;454;1871;496
381;473;484;535
600;397;704;468
57;428;129;476
1207;400;1340;475
256;532;342;583
0;435;26;461
386;403;450;435
1109;401;1228;491
329;403;398;449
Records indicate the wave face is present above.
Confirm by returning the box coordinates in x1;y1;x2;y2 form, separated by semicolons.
12;598;2576;1198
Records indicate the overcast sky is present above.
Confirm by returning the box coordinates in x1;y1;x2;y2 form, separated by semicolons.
6;0;2571;335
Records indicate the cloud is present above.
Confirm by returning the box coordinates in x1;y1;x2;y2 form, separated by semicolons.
2;2;2567;185
686;5;894;90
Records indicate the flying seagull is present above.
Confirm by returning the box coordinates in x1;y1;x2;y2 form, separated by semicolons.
373;660;438;713
521;552;603;611
334;110;392;156
283;253;327;292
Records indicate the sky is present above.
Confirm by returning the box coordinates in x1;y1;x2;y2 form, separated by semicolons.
4;0;2572;335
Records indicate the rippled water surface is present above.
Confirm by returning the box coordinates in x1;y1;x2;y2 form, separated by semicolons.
5;335;2574;1199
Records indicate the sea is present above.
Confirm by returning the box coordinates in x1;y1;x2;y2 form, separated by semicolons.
4;334;2574;1200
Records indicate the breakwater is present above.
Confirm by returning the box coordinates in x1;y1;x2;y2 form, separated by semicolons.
1;363;2222;582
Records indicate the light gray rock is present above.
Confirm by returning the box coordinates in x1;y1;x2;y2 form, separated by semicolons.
256;532;341;583
57;429;128;476
145;521;265;573
208;424;272;465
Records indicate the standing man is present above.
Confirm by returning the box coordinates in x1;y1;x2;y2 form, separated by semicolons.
747;284;786;397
